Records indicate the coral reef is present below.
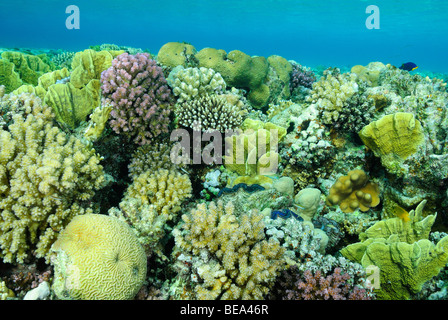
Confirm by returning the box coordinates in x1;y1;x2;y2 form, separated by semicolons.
359;112;425;174
50;214;147;300
0;93;105;264
101;52;173;145
175;94;245;132
172;200;285;299
109;168;192;260
167;66;226;103
326;169;380;213
341;201;448;300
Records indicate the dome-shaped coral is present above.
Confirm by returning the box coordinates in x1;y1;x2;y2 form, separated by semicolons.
50;214;147;300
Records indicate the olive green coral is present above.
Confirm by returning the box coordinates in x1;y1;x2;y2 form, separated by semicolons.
341;200;448;300
172;200;285;299
50;214;147;300
358;112;425;173
0;93;105;264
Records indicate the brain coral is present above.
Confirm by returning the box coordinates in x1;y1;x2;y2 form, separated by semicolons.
50;214;147;300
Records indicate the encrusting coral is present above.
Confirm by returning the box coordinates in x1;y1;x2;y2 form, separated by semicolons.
0;93;105;264
326;169;380;213
50;214;147;300
172;200;286;299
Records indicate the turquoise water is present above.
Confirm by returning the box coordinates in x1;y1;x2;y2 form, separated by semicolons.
1;0;447;72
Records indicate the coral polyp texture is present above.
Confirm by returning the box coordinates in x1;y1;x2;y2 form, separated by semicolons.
175;94;245;132
0;93;105;264
50;214;147;300
326;169;380;213
172;200;286;299
2;39;448;302
100;52;173;145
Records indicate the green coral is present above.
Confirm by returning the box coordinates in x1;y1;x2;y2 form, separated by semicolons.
341;200;448;299
195;48;269;107
1;51;51;87
157;42;198;68
0;59;22;93
223;118;286;184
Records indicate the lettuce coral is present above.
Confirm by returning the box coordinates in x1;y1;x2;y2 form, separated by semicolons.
0;93;105;264
341;201;448;299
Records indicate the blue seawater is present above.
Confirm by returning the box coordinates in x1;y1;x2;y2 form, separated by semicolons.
1;0;447;73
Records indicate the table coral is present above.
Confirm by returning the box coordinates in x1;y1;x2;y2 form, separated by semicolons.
50;214;147;300
172;200;286;299
326;169;380;213
101;52;173;145
0;93;105;264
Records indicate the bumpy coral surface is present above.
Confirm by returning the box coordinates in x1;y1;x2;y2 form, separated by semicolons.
173;200;285;299
176;94;245;132
0;93;105;264
326;169;380;213
101;52;173;145
167;66;226;103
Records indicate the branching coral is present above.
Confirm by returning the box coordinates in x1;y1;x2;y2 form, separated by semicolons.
280;267;373;300
307;68;359;125
167;66;226;103
109;168;192;260
101;52;173;145
175;94;245;132
172;200;286;299
0;93;105;264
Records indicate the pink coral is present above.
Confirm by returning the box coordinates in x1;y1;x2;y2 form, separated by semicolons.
101;53;173;145
284;268;373;300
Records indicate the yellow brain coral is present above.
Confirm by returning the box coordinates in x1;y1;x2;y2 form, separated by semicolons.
50;214;147;300
326;169;380;213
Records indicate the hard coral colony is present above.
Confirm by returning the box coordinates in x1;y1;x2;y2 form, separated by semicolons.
0;39;447;302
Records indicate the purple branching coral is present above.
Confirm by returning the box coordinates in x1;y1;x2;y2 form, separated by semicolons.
274;266;374;300
101;52;173;145
290;62;316;93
